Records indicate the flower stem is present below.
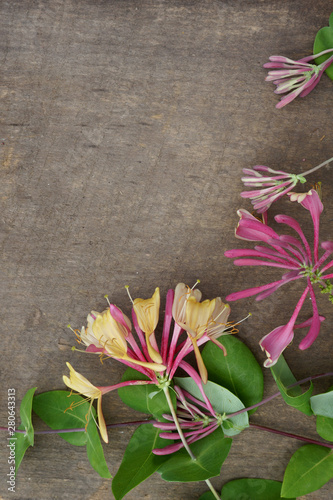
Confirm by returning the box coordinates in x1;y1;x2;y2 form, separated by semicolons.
163;386;220;500
300;157;333;177
205;480;221;500
163;386;196;460
250;423;333;449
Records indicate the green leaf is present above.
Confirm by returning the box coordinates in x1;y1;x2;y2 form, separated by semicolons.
33;390;90;445
112;424;172;499
220;478;292;499
175;377;249;436
86;421;112;479
118;367;175;421
33;390;111;478
317;415;333;442
158;428;232;482
311;390;333;418
281;444;333;497
314;13;333;80
13;387;37;474
198;492;219;500
202;336;264;414
270;356;313;415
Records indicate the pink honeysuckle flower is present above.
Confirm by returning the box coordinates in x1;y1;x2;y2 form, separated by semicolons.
225;190;333;363
263;49;333;108
241;158;333;214
241;166;306;213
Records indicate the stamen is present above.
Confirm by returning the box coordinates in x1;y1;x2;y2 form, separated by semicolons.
234;312;252;326
125;285;134;304
104;294;111;306
191;279;201;290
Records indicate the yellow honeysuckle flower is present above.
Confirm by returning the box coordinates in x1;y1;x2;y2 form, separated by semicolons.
63;362;108;443
133;288;163;364
205;298;231;339
177;295;230;384
92;309;128;358
172;282;202;324
133;287;160;335
80;308;166;372
184;296;217;340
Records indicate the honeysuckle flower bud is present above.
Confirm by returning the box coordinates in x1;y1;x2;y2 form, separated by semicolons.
241;166;306;213
263;49;333;108
63;362;108;443
133;288;163;364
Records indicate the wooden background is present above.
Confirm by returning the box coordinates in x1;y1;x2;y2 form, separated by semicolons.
1;1;332;499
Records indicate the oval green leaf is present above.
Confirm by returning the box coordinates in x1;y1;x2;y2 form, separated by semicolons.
311;390;333;418
158;428;232;482
14;387;37;475
33;390;90;445
201;336;263;414
270;356;313;415
33;390;110;478
314;14;333;80
220;478;293;499
281;444;333;497
198;492;219;500
175;377;248;436
86;420;112;479
112;424;172;499
317;415;333;442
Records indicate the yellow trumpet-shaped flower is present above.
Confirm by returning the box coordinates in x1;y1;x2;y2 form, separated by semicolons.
172;282;202;324
63;362;108;443
79;308;166;372
177;296;218;385
91;309;128;358
184;296;217;340
133;287;163;364
205;298;231;339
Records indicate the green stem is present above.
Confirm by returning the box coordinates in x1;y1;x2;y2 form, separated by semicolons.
205;480;221;500
300;157;333;177
163;386;220;500
163;386;196;460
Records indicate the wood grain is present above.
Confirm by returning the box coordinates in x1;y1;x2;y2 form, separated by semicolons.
1;1;332;499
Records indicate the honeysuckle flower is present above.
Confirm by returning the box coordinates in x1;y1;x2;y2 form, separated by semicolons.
263;49;333;108
63;362;108;443
77;306;166;373
173;294;232;384
241;158;333;214
241;166;306;213
172;282;202;324
133;287;163;364
225;190;333;364
177;296;216;383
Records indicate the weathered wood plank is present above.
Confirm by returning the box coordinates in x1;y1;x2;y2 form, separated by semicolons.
1;1;332;498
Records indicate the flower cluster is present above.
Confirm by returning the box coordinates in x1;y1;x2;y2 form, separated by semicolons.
64;284;233;442
263;49;333;108
225;189;333;367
